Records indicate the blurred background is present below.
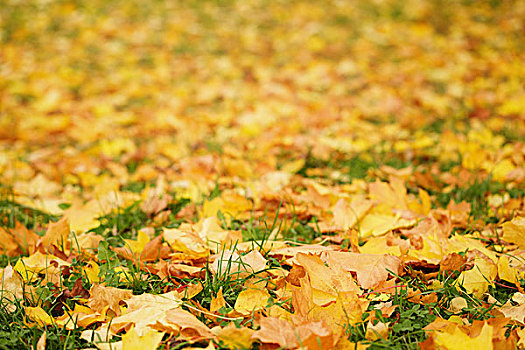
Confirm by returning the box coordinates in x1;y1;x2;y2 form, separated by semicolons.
1;0;524;213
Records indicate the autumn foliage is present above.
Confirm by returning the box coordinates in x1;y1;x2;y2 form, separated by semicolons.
1;0;525;349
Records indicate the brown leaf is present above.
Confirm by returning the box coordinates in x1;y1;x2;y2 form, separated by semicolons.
440;253;468;274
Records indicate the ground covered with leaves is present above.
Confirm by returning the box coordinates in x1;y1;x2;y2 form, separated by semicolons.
1;0;525;349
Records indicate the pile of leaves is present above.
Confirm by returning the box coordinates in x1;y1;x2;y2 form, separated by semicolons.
1;0;525;348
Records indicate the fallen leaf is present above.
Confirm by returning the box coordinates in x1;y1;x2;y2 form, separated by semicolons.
214;323;255;349
121;326;164;350
210;288;226;313
434;323;493;349
359;213;416;237
455;258;497;298
37;331;46;350
25;306;54;327
322;251;402;289
87;284;133;316
234;288;272;315
165;308;215;340
38;217;70;252
332;197;373;230
502;217;525;249
366;320;389;341
0;265;24;312
252;317;333;350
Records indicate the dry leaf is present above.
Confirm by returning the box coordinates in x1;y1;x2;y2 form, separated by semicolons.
322;251;401;289
234;288;272;315
87;284;133;316
502;217;525;249
121;326;164;350
214;323;255;349
25;306;54;327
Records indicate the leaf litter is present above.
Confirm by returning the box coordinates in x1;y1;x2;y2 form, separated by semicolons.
1;0;525;349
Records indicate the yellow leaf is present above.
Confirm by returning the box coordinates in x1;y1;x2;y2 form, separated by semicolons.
223;158;253;178
366;320;388;341
122;230;150;255
163;228;209;258
83;261;101;284
369;178;409;210
121;326;164;350
502;216;525;249
63;201;100;234
39;217;70;251
455;258;497;298
165;308;215;340
210;288;226;313
215;323;255;349
211;249;267;277
498;255;521;284
359;213;416;238
14;252;70;283
280;158;305;174
234;288;271;315
87;284;133;316
449;297;468;313
359;236;402;256
25;306;54;326
333;198;373;231
418;188;431;215
447;235;497;263
202;191;252;220
434;323;493;349
0;265;24;312
492;159;515;182
56;304;106;330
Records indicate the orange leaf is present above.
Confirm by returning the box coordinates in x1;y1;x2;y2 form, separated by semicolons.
87;284;133;316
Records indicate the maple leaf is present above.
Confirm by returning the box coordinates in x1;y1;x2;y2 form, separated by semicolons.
434;323;493;349
165;308;216;340
87;284;133;316
332;197;373;231
496;293;525;325
14;251;70;284
210;287;226;313
369;177;416;212
36;217;70;253
202;191;252;220
120;326;164;350
454;257;497;298
498;255;525;285
322;251;402;289
62;200;102;234
366;320;389;341
211;249;267;277
213;323;255;349
294;253;361;302
56;304;107;330
163;227;209;259
25;306;54;327
104;290;210;342
195;216;243;251
0;265;24;312
252;317;334;350
358;213;416;238
234;288;272;315
502;216;525;249
0;227;22;257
